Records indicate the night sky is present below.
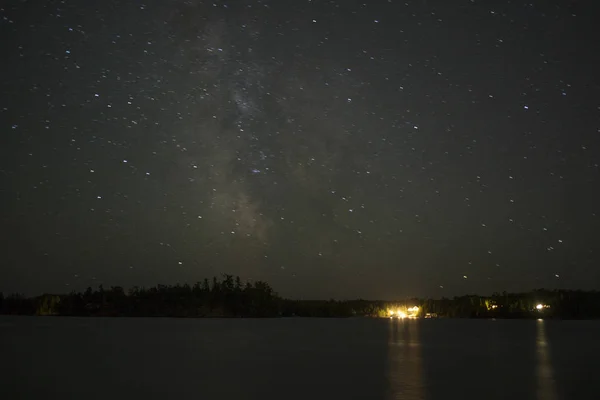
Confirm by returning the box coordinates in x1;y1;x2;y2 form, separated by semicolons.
1;0;598;300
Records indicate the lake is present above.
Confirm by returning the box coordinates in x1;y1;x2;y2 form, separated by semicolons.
0;317;598;399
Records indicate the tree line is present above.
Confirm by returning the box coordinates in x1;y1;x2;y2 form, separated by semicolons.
0;275;279;318
419;289;600;319
1;277;599;319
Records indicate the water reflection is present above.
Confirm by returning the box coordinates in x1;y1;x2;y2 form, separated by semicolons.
386;319;424;400
536;320;558;400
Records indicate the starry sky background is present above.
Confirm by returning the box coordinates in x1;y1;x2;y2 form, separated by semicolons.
1;0;598;300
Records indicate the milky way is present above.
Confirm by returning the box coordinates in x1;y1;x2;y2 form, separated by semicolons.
1;0;598;299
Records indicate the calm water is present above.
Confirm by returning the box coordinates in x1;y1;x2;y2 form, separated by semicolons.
1;317;598;399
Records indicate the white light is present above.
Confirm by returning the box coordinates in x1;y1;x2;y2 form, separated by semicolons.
536;304;543;310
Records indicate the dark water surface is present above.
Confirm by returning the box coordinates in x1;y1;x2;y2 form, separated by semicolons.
1;317;598;399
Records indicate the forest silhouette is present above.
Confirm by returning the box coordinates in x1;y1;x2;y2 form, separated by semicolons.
2;275;600;319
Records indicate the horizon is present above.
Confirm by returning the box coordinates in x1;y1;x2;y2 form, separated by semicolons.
3;276;597;302
5;273;600;321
